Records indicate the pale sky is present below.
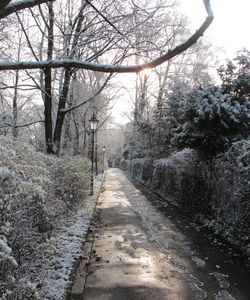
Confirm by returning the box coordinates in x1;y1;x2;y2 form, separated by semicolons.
179;0;250;59
111;0;250;124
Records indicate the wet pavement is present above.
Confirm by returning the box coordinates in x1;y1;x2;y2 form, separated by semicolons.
128;174;250;299
72;168;249;300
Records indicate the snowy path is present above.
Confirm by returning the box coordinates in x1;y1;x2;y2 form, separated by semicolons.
74;168;248;300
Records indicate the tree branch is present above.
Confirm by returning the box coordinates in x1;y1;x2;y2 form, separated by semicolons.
0;0;213;73
0;0;54;20
1;0;12;9
0;120;44;129
61;73;113;114
86;0;125;38
16;12;40;61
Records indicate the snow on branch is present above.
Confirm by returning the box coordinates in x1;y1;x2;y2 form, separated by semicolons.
0;120;44;129
0;0;214;73
0;0;54;19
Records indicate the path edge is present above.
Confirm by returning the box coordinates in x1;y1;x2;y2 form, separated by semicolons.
67;174;105;300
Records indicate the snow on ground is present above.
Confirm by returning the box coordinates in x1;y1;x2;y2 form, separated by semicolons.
191;256;206;268
210;272;230;289
38;177;102;299
187;275;207;300
215;290;236;300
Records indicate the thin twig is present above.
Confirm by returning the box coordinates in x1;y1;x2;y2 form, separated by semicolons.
0;120;44;129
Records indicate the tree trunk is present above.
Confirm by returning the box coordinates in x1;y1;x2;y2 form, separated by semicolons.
53;67;71;154
12;31;22;139
44;67;54;153
62;78;75;153
62;112;71;153
12;70;19;139
44;1;54;154
72;110;80;155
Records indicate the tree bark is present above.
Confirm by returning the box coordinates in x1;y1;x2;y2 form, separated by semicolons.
12;70;19;139
72;110;80;155
44;68;54;153
62;78;75;153
52;68;71;154
51;0;86;154
44;1;54;153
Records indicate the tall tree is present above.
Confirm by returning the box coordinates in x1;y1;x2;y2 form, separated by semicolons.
0;0;214;154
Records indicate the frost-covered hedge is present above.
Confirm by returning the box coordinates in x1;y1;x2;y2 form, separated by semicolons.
124;140;250;254
210;140;250;248
0;137;90;299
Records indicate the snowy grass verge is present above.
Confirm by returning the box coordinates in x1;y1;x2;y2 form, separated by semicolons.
39;177;102;300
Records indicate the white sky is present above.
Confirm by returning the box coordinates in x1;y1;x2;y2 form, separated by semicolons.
179;0;250;59
111;0;250;124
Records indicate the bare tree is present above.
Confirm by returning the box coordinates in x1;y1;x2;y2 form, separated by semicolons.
0;0;214;154
0;0;213;72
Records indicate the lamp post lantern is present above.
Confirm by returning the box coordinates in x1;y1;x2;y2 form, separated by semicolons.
102;145;106;176
89;113;99;196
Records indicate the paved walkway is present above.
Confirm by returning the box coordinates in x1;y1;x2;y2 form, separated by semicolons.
74;168;247;300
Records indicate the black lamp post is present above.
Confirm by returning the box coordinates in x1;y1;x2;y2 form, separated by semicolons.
89;113;99;195
102;145;106;176
95;134;98;176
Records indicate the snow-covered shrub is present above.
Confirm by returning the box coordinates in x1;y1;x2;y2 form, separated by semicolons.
173;86;250;157
115;156;132;173
53;156;90;210
151;149;207;209
209;139;250;249
218;49;250;100
0;167;14;182
129;150;212;214
131;158;145;180
127;140;249;253
0;136;90;298
173;51;250;158
0;235;18;298
3;279;40;300
0;111;13;136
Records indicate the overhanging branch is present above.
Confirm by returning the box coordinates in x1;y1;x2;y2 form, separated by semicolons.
0;0;54;20
0;0;213;73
